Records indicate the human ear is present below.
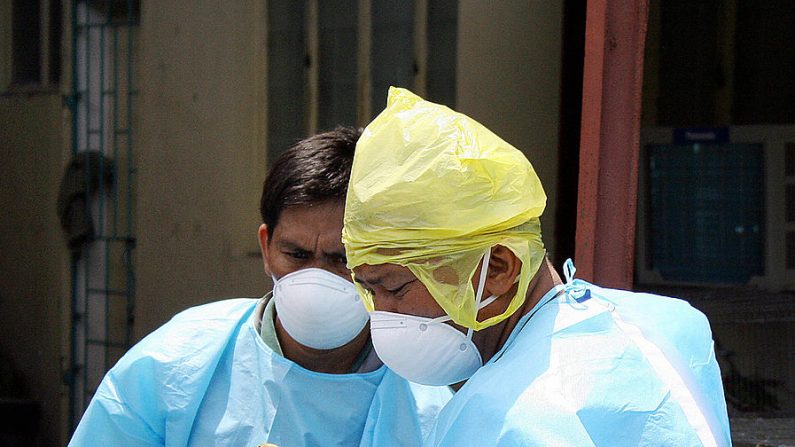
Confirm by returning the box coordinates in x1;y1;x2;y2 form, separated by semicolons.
257;224;273;276
485;245;521;297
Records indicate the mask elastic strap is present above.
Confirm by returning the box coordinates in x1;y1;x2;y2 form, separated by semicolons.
429;294;499;324
466;247;492;339
429;248;496;337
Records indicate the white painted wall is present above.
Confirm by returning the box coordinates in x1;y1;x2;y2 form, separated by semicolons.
456;0;564;256
133;0;269;338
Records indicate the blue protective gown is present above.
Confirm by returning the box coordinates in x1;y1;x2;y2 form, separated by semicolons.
69;298;452;446
425;280;732;446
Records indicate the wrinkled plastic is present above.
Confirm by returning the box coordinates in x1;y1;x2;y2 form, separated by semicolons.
425;282;732;446
343;87;546;330
68;298;452;446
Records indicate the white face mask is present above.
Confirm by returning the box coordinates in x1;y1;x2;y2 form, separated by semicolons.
368;249;496;386
273;268;369;350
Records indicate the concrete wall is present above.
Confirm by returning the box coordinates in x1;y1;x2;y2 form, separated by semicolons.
0;2;566;443
133;0;270;339
456;0;564;257
0;93;69;446
133;0;566;338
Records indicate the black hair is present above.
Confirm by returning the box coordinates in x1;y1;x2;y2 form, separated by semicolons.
259;126;361;239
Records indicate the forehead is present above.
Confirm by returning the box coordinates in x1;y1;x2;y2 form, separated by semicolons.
272;201;344;245
354;263;448;317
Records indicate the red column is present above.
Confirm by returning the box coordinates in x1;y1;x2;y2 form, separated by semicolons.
575;0;649;289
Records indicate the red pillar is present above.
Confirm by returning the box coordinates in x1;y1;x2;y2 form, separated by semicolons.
575;0;649;289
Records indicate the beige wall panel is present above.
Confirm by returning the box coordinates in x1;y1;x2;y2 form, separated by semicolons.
134;0;268;340
457;0;563;257
0;94;69;447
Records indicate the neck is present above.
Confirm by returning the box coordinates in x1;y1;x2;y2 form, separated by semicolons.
474;258;562;364
275;316;370;374
501;257;562;342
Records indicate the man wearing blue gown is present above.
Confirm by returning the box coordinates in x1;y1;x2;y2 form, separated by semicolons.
343;88;732;446
69;127;452;446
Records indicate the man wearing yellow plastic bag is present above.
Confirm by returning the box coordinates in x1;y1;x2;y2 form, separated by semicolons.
69;127;452;446
343;88;732;446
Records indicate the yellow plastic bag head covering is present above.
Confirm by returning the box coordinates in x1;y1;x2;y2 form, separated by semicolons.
343;87;546;330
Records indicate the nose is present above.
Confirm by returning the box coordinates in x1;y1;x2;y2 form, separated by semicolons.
305;259;326;270
305;259;351;281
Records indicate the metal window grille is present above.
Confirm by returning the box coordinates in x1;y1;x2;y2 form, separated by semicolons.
647;143;765;284
66;0;139;432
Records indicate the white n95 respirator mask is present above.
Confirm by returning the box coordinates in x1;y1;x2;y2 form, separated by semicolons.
368;249;497;386
273;268;369;350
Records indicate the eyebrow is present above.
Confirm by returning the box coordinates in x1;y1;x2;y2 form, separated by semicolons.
276;240;305;250
276;239;347;261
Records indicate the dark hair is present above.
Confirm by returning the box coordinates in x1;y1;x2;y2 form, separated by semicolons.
259;126;361;239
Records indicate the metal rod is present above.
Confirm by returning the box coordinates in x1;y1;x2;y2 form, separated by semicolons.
93;236;135;242
125;0;136;349
126;10;134;241
68;253;79;432
86;288;130;296
41;0;51;86
112;26;120;238
76;22;130;29
68;0;81;433
80;0;91;415
86;339;127;348
413;0;428;98
101;0;112;375
356;0;372;126
306;0;319;135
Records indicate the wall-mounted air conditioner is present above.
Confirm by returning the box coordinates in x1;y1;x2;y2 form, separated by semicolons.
635;126;795;291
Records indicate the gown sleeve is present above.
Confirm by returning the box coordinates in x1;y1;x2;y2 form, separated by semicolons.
68;355;166;446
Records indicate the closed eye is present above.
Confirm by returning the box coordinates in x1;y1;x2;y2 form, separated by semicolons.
386;280;416;296
328;253;347;265
285;250;309;260
385;285;405;294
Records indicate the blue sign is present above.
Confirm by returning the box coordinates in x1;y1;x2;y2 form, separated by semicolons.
673;127;729;145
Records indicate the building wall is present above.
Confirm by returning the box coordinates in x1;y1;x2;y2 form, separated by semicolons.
457;0;564;257
0;1;566;443
640;0;795;413
133;0;270;339
0;93;70;446
133;0;565;338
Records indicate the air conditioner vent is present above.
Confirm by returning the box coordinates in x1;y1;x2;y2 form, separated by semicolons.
637;126;795;291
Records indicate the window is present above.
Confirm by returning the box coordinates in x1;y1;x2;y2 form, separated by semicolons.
267;0;458;161
6;0;62;90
